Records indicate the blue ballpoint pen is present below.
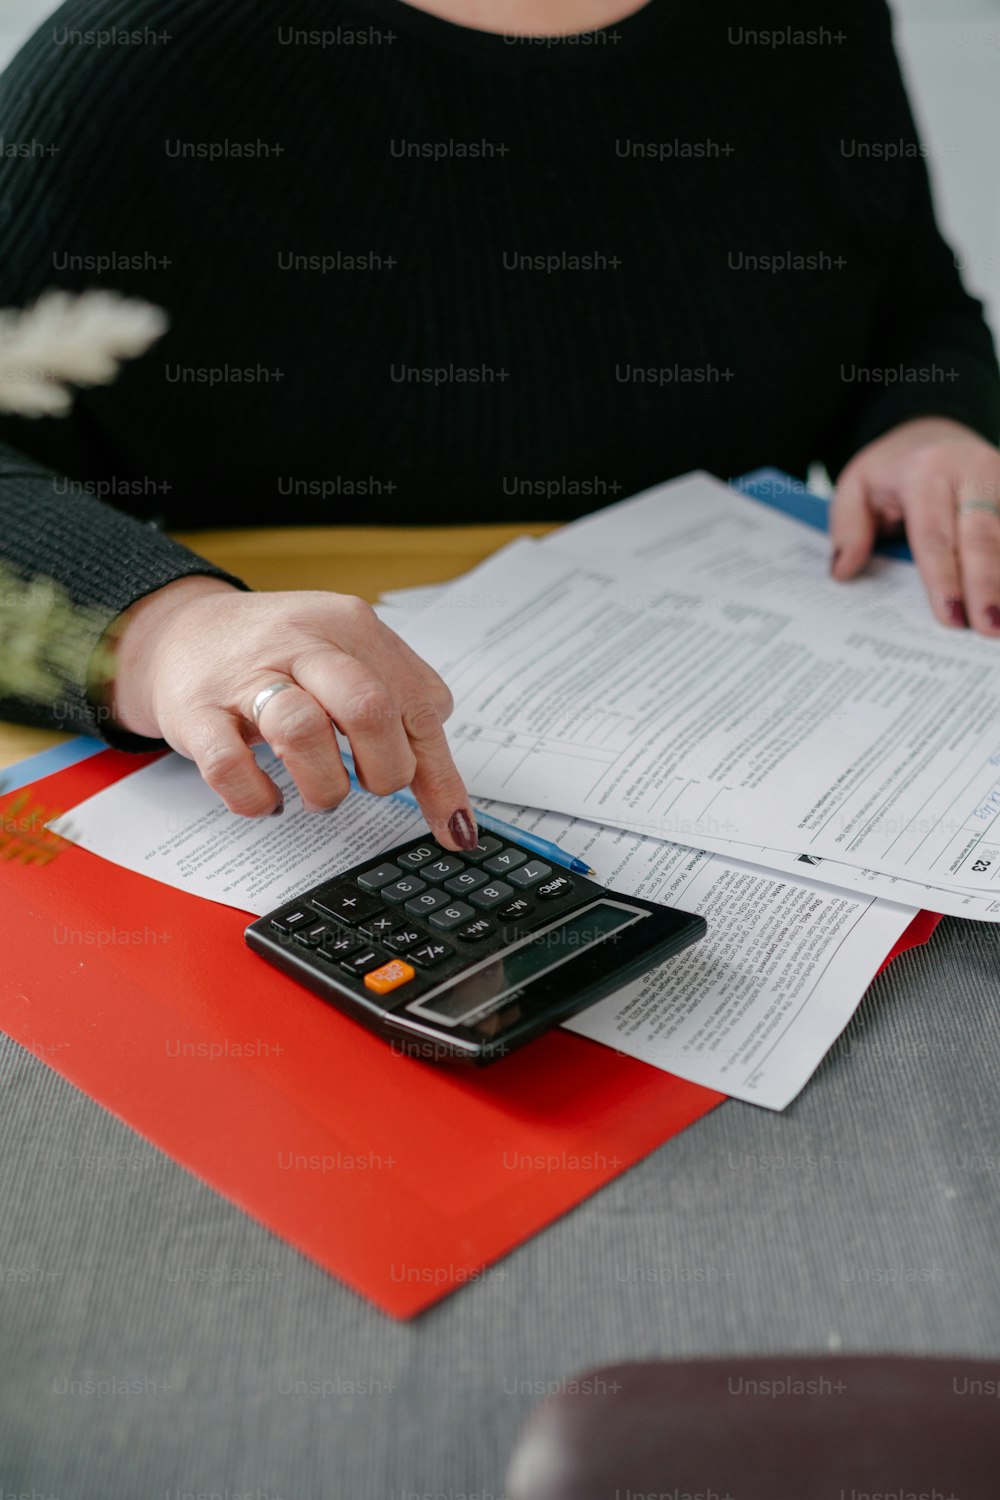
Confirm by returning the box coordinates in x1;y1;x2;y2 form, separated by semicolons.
473;811;597;878
338;750;596;877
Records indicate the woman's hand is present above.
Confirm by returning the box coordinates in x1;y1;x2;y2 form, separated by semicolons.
105;576;478;849
830;416;1000;636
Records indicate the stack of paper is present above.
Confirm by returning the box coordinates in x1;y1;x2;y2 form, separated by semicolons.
386;473;1000;916
373;472;1000;1102
52;473;995;1110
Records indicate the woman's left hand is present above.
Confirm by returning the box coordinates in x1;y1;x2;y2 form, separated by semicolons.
829;416;1000;636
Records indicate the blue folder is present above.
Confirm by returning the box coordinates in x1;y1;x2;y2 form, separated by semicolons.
734;466;914;563
1;470;914;794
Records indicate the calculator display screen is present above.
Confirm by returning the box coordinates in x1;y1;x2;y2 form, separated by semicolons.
406;901;643;1027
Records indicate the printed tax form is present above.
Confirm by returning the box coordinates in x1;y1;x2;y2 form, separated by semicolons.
379;586;998;924
394;496;1000;899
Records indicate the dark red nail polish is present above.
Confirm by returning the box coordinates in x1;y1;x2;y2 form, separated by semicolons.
270;797;284;816
830;549;842;575
947;597;968;628
987;606;1000;631
449;808;478;850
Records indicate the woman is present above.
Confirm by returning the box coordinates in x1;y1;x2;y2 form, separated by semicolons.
1;0;998;851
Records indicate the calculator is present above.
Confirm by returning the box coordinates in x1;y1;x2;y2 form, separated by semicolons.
245;831;706;1065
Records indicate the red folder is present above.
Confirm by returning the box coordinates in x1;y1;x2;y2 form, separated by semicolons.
0;751;939;1317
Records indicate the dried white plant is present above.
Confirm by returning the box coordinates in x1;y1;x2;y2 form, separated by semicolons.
0;287;168;417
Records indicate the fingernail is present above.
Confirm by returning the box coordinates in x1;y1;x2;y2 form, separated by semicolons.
946;597;968;628
449;808;478;850
830;549;842;575
987;606;1000;631
270;796;284;816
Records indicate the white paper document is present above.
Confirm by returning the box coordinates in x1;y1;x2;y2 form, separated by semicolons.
49;751;915;1109
375;597;1000;924
48;747;428;915
497;801;915;1110
395;527;1000;896
548;469;944;642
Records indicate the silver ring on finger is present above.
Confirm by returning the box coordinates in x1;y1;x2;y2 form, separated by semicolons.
251;681;295;727
956;497;1000;519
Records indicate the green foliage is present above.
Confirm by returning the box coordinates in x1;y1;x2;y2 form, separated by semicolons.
0;560;115;705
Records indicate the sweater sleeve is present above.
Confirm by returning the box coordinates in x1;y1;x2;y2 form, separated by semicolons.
0;448;250;751
819;1;1000;478
0;0;249;752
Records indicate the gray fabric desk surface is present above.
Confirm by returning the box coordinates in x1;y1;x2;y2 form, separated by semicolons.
2;916;998;1499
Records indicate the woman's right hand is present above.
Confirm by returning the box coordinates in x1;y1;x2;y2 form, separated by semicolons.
102;575;478;851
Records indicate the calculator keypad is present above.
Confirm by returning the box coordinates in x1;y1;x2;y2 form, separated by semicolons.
356;862;403;892
360;912;401;940
497;897;532;922
270;908;311;935
456;916;494;942
316;930;364;960
258;832;602;1010
383;924;423;954
404;888;452;917
294;922;329;948
395;843;441;870
469;881;513;909
507;861;552;888
421;855;465;883
409;939;454;968
364;959;416;995
312;884;383;924
382;876;427;904
428;901;475;931
443;868;488;896
483;847;527;876
459;836;503;863
340;947;383;976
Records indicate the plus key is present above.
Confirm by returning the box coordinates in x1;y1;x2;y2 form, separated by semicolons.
311;883;383;925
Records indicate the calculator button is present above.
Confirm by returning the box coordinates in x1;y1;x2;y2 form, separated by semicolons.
428;901;475;931
537;876;575;900
497;897;533;922
459;835;503;863
270;909;311;935
483;847;528;876
316;930;364;960
360;912;402;940
507;861;552;889
356;862;403;893
404;888;452;917
420;855;466;883
469;881;513;909
408;939;455;968
455;916;494;942
382;876;427;904
340;947;383;977
312;884;383;925
384;924;423;954
293;922;329;948
396;843;442;870
364;959;416;995
444;867;488;896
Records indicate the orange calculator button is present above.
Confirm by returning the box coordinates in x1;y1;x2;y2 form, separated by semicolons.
364;959;416;995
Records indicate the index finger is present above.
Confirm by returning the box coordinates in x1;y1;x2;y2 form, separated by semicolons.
339;615;473;847
400;693;477;852
955;495;1000;636
902;474;966;628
